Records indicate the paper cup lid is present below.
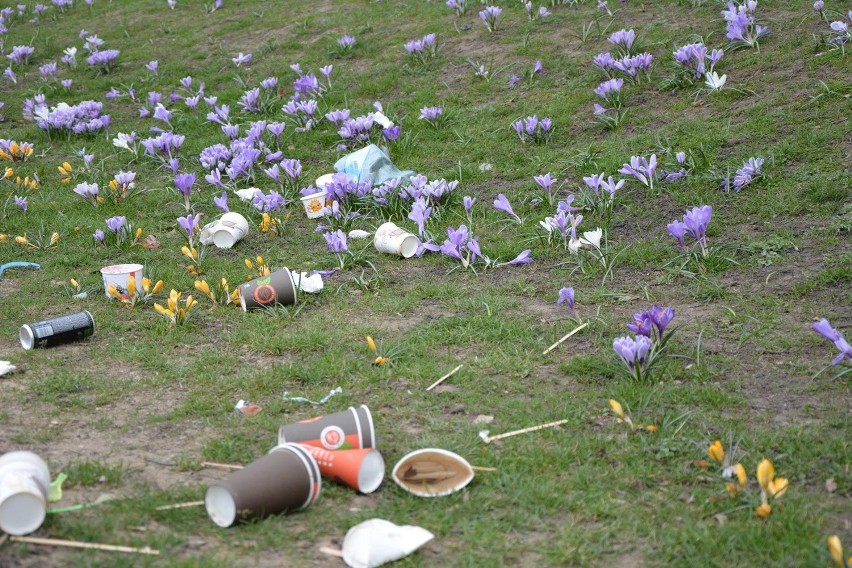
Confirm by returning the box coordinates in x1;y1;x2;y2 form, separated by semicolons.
205;485;236;528
0;492;46;535
357;450;385;494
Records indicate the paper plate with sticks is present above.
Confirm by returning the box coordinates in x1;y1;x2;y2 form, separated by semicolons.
391;448;474;498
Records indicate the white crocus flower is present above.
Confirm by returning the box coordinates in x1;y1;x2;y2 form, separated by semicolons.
568;238;582;254
580;228;603;250
705;71;727;91
234;187;262;201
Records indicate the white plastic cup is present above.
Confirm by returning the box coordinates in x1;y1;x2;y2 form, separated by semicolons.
300;191;328;219
212;212;249;249
0;451;50;536
100;263;144;299
315;173;336;190
375;222;419;258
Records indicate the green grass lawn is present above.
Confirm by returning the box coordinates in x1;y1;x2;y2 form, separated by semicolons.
0;0;850;566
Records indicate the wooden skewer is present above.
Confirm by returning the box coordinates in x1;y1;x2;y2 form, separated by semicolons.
201;461;244;470
471;466;497;472
319;546;344;558
542;322;589;355
482;419;568;444
155;500;204;511
9;536;159;555
426;364;463;391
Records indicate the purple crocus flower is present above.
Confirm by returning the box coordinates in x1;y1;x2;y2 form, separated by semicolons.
232;52;252;66
177;213;200;242
649;305;676;335
408;197;433;237
613;335;652;370
382;125;401;141
508;74;521;86
557;287;575;311
14;195;27;213
214;190;229;212
667;220;687;248
174;173;196;198
479;5;502;32
93;229;105;242
600;176;624;196
145;60;159;75
338;35;356;49
493;193;520;222
105;215;126;234
608;29;636;52
683;205;712;241
324;229;348;253
463;195;476;215
627;311;654;337
534;173;557;198
506;249;533;265
813;318;852;365
418;106;443;127
618;154;657;190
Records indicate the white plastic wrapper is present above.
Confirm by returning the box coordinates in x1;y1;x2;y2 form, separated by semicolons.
290;270;324;294
342;519;434;568
0;361;16;376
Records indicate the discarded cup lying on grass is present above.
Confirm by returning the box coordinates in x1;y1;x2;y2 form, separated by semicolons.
278;405;375;451
391;448;474;498
342;518;434;568
238;268;297;311
0;451;51;535
299;446;385;494
204;443;321;528
374;222;419;259
300;191;328;219
100;263;143;299
199;212;249;249
19;311;95;350
315;173;336;190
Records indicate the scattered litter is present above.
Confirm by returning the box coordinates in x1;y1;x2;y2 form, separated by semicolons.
299;446;385;494
100;264;143;299
472;414;494;425
300;190;327;219
7;536;159;556
47;494;118;514
198;212;249;249
282;386;343;406
205;444;321;528
48;473;67;502
334;144;413;187
479;163;493;172
155;501;204;511
19;311;95;350
479;419;568;444
201;461;244;471
138;235;160;249
348;229;371;240
542;321;589;355
234;187;261;201
290;270;324;294
0;451;50;535
371;111;394;129
238;268;297;310
342;518;434;568
426;364;463;391
234;400;262;417
826;478;837;493
392;449;474;498
278;405;374;451
0;361;17;377
72;292;88;300
375;222;419;258
0;261;40;280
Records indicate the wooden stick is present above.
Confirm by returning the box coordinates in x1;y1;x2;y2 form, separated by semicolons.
9;536;159;555
155;500;204;511
470;466;497;472
319;546;344;558
201;461;244;470
426;364;463;391
481;419;568;444
542;321;589;355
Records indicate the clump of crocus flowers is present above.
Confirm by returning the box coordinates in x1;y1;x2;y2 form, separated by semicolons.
245;256;271;278
366;336;392;366
154;290;197;327
195;278;240;307
511;115;552;144
613;304;676;381
668;205;712;258
0;140;34;161
108;273;164;307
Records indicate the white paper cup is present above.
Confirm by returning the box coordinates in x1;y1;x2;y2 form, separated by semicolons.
315;173;336;190
0;451;50;536
300;191;328;220
375;222;419;258
211;212;249;249
100;263;144;299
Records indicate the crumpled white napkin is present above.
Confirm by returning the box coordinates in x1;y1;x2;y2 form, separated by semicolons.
290;270;323;294
348;230;371;240
0;361;17;377
234;187;262;202
342;519;434;568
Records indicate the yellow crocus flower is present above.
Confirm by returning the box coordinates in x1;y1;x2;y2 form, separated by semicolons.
107;284;123;300
126;274;136;297
0;149;9;160
135;227;142;239
827;536;844;568
4;167;13;178
755;503;771;519
259;213;272;233
15;236;28;246
152;280;164;294
374;356;390;366
168;297;178;312
609;399;625;420
142;277;152;293
0;234;7;242
708;440;724;464
756;459;774;491
185;295;196;311
69;278;78;289
645;424;658;433
9;142;18;156
367;336;377;354
49;232;59;246
733;463;747;487
724;482;739;497
256;255;264;266
221;277;228;289
244;258;253;269
154;303;172;317
230;289;240;302
109;179;118;191
768;477;788;499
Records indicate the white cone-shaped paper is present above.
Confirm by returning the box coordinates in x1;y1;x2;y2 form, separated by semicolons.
342;518;434;568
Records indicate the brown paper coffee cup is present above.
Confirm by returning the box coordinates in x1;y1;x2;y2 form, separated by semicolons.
204;443;320;528
238;268;297;311
278;405;375;451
